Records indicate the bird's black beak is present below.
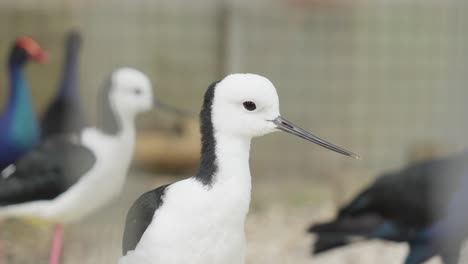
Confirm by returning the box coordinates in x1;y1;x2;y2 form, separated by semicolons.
271;116;360;159
153;100;193;117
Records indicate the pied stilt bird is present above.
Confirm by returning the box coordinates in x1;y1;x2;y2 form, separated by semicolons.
120;73;360;264
0;68;177;264
0;36;47;171
308;150;468;264
41;30;86;139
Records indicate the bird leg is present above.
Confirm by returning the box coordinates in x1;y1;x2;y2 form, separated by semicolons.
49;224;64;264
0;239;3;264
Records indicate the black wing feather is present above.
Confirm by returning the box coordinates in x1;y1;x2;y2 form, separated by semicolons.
122;184;170;255
0;136;95;205
308;151;468;255
338;151;468;226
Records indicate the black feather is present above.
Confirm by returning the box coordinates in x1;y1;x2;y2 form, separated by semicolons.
308;151;468;258
122;184;170;254
310;214;384;254
194;81;219;186
309;214;383;236
0;136;96;205
405;239;461;264
313;236;349;254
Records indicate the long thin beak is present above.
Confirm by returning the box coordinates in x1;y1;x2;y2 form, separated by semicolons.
271;116;360;159
153;100;193;117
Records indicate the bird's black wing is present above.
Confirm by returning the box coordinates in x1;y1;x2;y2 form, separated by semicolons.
309;213;384;237
0;136;95;205
308;151;468;256
338;151;468;227
404;172;468;264
122;184;170;255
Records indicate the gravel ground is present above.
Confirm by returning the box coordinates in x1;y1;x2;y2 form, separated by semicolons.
0;170;450;264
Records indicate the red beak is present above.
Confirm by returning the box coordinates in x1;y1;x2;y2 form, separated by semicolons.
31;50;48;63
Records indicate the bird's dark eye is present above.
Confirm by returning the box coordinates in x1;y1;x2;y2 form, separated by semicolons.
243;101;256;111
134;88;142;95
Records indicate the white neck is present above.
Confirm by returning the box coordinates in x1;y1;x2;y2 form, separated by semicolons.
112;106;137;140
119;114;136;140
213;133;252;191
91;108;137;163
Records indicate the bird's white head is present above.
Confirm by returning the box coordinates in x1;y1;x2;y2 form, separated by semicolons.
208;73;360;158
212;74;280;138
96;68;154;135
109;68;154;116
98;67;187;135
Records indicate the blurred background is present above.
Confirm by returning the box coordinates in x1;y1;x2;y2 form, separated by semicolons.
1;0;467;263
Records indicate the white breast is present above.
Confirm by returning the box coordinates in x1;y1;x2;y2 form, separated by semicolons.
121;178;251;264
0;127;135;223
43;128;135;222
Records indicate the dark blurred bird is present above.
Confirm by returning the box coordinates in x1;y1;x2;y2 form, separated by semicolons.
41;31;86;139
404;172;468;264
308;151;468;264
0;36;47;171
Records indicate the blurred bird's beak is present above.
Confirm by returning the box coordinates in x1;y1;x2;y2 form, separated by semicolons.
271;116;360;159
153;100;193;117
32;50;48;63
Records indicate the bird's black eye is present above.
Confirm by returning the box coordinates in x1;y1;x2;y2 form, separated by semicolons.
134;88;142;95
243;101;256;111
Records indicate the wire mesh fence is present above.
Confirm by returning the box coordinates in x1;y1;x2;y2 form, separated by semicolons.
2;0;466;177
0;0;467;263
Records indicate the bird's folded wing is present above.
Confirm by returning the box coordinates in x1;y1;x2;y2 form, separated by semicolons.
0;136;95;206
122;184;170;255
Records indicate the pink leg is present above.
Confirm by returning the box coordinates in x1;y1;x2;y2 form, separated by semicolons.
0;239;3;264
49;224;64;264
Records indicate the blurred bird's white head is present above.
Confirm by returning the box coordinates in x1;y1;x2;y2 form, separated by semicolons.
109;68;154;117
212;74;280;138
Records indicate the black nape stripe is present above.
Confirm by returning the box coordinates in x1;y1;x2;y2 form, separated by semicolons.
96;76;121;136
195;81;219;186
